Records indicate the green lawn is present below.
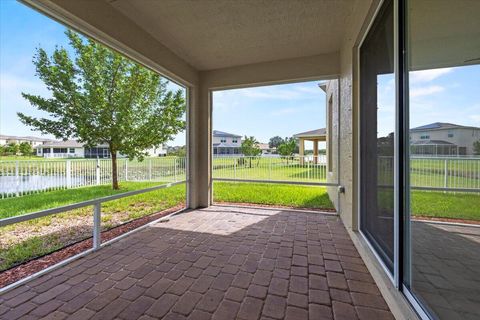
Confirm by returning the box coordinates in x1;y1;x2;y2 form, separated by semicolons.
411;190;480;221
213;181;334;209
1;180;479;272
0;156;46;160
212;157;327;183
0;182;186;271
0;181;179;219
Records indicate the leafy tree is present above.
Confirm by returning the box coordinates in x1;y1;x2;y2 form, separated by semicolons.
474;140;480;155
5;142;19;155
0;145;5;156
168;145;186;157
19;142;33;156
18;30;186;189
240;136;261;167
277;137;297;164
268;136;284;149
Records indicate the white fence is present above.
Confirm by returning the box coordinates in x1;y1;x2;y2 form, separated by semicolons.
1;155;478;199
379;156;480;192
212;155;330;185
0;157;186;198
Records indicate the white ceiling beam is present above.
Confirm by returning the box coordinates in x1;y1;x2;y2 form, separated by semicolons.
200;52;340;90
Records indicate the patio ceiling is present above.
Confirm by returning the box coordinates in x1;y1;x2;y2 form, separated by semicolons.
24;0;358;85
107;0;355;71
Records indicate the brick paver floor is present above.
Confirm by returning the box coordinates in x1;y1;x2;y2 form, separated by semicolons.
0;205;394;319
410;221;480;320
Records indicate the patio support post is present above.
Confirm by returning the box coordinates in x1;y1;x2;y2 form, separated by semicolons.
313;140;319;164
187;81;211;208
299;138;305;165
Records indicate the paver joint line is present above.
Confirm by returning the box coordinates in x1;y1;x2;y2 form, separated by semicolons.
0;206;393;320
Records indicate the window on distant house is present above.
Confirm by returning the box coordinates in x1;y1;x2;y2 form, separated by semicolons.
69;148;75;153
420;134;430;139
232;139;238;143
448;130;454;138
220;138;226;143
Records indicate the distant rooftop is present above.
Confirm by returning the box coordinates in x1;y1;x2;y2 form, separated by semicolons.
37;140;109;148
293;128;326;138
410;139;456;146
38;140;85;148
213;130;242;138
410;122;480;131
0;134;54;142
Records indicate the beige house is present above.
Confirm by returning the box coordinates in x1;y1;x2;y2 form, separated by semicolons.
410;122;480;155
0;134;54;148
2;1;479;320
212;130;242;155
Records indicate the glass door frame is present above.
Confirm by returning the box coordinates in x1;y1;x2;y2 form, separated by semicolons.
357;0;432;319
356;0;399;287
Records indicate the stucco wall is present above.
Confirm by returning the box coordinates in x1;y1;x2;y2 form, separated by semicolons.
325;79;339;210
334;0;376;230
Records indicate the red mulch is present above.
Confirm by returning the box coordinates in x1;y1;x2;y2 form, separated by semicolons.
0;204;184;289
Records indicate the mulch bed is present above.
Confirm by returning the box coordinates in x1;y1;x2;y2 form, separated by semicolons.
0;204;184;289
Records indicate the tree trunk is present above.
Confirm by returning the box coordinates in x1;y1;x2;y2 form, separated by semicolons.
111;151;119;190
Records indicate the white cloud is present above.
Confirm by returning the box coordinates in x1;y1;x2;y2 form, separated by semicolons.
410;68;452;83
410;85;444;98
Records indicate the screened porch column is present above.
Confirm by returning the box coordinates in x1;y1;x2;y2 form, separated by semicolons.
299;138;305;165
188;81;211;208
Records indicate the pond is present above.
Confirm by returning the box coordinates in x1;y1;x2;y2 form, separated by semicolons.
0;174;90;195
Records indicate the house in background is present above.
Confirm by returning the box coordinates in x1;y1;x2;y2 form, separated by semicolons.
212;130;242;155
36;140;167;158
0;135;54;147
294;128;327;164
36;140;99;158
258;143;276;155
410;122;480;155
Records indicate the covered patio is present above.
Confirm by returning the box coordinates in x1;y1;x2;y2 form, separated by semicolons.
0;206;393;320
5;0;474;319
294;128;327;165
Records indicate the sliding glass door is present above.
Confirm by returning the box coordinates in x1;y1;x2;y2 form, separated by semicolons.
360;0;479;319
359;0;395;274
404;1;480;319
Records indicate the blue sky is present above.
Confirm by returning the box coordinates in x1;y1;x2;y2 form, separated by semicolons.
1;1;479;147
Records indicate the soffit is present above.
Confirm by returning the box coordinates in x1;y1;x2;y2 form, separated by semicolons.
108;0;355;70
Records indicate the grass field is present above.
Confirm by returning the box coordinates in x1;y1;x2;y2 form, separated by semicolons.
213;181;333;209
0;156;46;160
411;190;480;220
1;180;479;271
0;181;186;271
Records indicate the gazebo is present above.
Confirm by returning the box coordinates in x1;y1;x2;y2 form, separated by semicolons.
293;128;326;164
